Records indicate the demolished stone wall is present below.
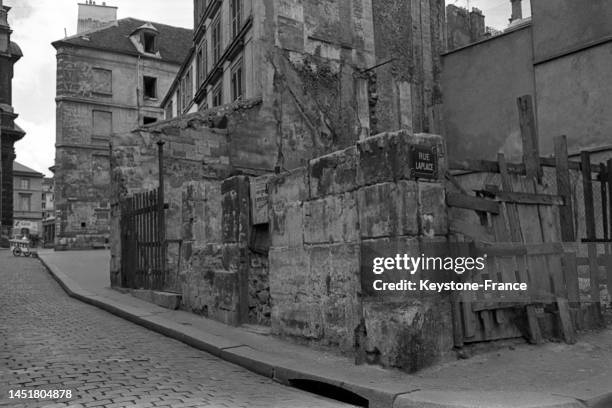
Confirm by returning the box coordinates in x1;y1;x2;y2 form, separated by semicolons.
110;104;274;326
268;130;453;372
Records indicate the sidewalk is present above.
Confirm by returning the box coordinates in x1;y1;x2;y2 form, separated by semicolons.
38;249;612;408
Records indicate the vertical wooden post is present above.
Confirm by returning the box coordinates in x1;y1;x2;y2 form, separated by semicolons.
498;153;541;343
581;151;601;321
600;163;608;240
554;136;575;242
517;95;542;183
607;159;612;306
157;141;166;289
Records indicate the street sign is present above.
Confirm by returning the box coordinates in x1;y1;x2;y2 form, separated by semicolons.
410;145;438;179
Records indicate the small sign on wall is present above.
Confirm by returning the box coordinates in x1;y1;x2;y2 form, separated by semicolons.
410;145;438;179
250;176;271;225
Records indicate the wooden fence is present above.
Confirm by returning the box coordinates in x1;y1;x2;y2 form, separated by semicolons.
446;95;610;346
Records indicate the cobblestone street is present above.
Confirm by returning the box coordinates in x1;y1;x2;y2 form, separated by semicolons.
0;250;355;408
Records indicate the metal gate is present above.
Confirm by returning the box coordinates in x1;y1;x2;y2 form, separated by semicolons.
119;141;168;290
120;188;167;290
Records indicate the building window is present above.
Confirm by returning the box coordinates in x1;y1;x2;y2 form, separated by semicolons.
177;88;182;114
92;68;112;95
195;0;207;24
202;40;208;81
185;66;193;104
143;32;157;53
197;40;207;86
19;194;31;212
212;15;222;64
20;179;30;190
143;117;157;125
143;76;157;99
165;100;173;119
231;58;244;101
212;81;223;107
231;0;242;38
197;48;203;87
180;76;187;112
92;110;112;137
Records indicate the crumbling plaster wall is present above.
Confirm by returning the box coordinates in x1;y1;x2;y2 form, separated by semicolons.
269;130;453;372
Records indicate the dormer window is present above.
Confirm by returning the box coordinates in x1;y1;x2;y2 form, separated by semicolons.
130;23;160;56
143;32;157;53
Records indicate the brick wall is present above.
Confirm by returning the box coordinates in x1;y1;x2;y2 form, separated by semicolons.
268;130;453;372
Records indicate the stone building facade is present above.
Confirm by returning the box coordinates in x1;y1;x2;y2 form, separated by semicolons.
51;3;192;249
12;162;44;239
0;0;25;246
163;0;447;158
110;0;453;372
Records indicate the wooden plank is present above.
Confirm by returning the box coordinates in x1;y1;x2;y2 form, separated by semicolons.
601;163;608;240
548;255;565;298
517;95;542;182
540;156;600;173
563;252;580;305
498;154;523;242
556;297;577;344
607;161;612;303
449;240;468;348
449;159;525;174
605;245;612;306
554;135;576;242
472;298;532;312
608;159;612;239
483;185;511;242
514;178;545;244
447;193;500;214
445;171;469;195
449;157;597;174
581;151;601;320
577;255;612;266
587;243;601;313
582;151;597;240
479;157;544;343
449;218;495;241
481;189;564;206
473;242;563;257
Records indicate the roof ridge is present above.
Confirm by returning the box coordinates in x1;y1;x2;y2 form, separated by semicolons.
13;161;44;175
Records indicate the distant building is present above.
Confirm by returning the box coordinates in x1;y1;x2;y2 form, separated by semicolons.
42;176;55;247
51;2;192;249
442;0;612;161
0;0;25;245
12;162;43;238
42;177;54;220
445;5;502;51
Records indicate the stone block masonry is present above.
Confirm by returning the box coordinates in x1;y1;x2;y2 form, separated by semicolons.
111;106;275;327
269;130;452;372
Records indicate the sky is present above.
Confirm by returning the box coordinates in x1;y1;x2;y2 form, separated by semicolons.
6;0;527;177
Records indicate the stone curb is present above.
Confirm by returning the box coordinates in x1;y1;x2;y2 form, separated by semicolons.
38;257;609;408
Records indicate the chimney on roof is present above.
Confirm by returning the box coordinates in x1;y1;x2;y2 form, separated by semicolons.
509;0;523;23
77;1;117;34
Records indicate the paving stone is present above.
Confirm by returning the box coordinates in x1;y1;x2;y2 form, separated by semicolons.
0;250;355;408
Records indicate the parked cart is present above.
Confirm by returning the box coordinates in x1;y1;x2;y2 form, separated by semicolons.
9;238;36;258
